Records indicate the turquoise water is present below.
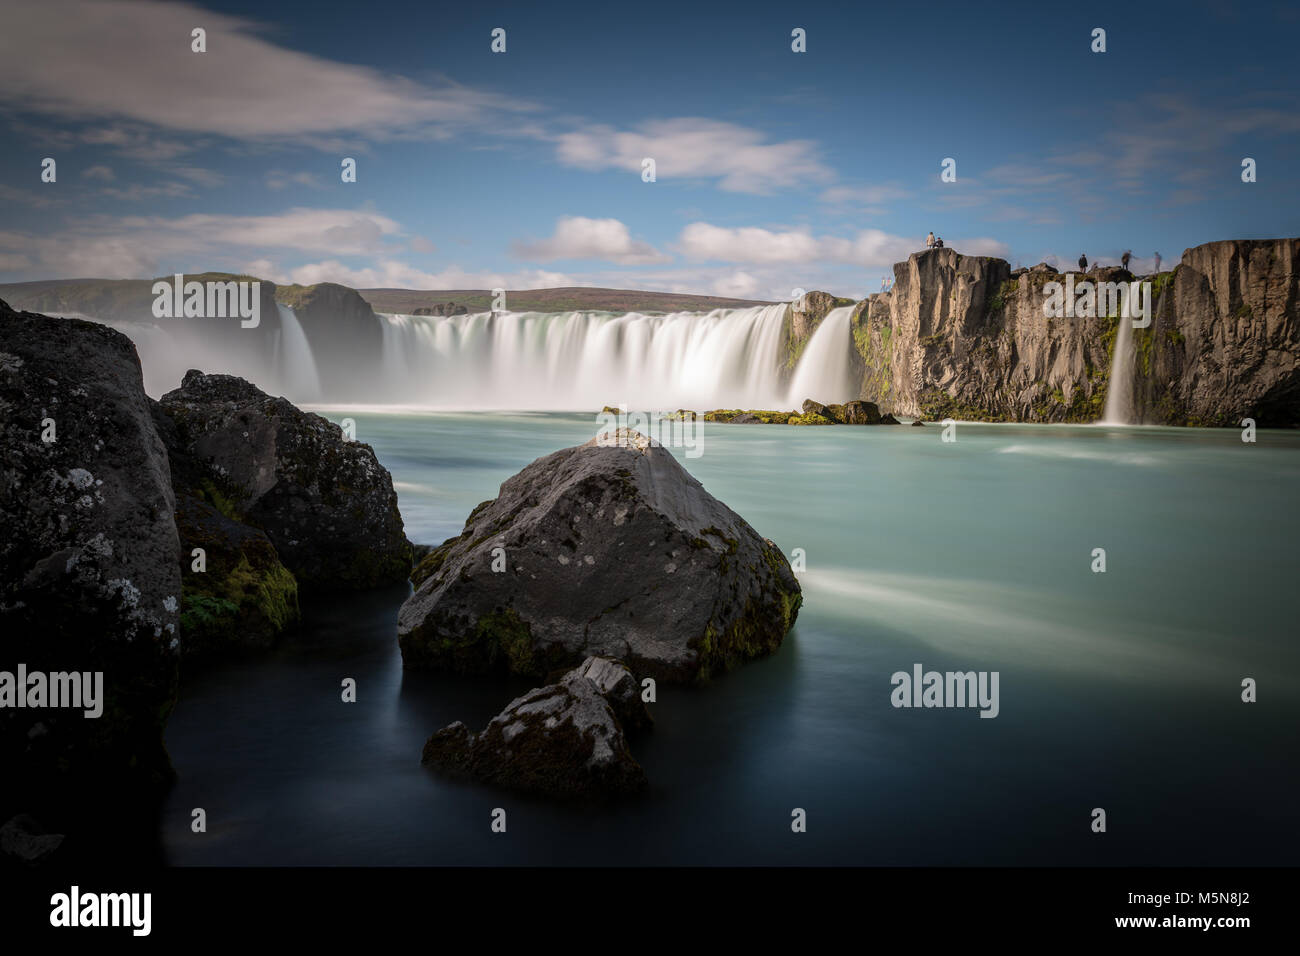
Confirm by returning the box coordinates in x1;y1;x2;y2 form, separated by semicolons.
161;414;1300;865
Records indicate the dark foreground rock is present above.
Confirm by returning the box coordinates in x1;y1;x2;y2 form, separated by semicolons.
1;301;180;853
159;370;410;589
0;814;65;866
422;656;648;799
399;428;801;682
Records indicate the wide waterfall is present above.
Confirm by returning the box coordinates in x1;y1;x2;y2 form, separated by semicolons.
95;300;863;410
1102;313;1135;424
371;304;857;411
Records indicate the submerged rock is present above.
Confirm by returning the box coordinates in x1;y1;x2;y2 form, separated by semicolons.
422;656;648;798
0;814;64;866
158;369;410;589
399;428;801;682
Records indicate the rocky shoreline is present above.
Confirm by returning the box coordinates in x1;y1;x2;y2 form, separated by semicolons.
2;300;807;856
1;299;412;864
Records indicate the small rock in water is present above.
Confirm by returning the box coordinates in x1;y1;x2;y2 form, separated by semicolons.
421;656;648;799
0;814;65;865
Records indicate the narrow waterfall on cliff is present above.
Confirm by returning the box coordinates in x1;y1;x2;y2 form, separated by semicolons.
374;304;801;410
273;303;323;403
784;306;857;406
1102;314;1135;424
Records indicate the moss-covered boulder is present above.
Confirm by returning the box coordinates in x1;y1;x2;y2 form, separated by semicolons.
422;656;648;799
398;428;801;682
175;495;299;659
158;369;410;589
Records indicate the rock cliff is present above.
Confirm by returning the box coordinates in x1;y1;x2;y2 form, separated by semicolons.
789;237;1299;425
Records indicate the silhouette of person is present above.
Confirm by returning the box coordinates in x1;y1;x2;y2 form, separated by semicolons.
1079;254;1088;272
1121;250;1132;271
1154;252;1162;272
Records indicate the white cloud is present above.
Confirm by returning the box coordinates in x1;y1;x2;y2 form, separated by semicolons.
82;165;115;182
512;217;669;265
111;207;406;256
0;0;538;144
554;118;833;194
676;222;1008;268
257;259;581;291
0;207;415;280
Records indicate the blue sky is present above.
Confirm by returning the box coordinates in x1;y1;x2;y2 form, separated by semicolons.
1;0;1297;299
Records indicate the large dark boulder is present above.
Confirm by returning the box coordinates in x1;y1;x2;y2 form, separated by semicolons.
399;428;801;682
0;302;181;835
158;370;410;589
422;656;648;799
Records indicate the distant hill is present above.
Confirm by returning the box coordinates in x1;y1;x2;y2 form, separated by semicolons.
0;278;777;320
358;286;775;315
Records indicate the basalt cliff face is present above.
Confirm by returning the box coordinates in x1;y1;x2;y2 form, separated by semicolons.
792;237;1299;425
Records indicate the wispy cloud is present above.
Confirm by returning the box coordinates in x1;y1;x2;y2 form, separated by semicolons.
676;222;1007;267
0;0;539;145
554;118;833;194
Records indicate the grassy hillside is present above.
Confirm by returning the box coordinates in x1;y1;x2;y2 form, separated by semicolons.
1;278;777;319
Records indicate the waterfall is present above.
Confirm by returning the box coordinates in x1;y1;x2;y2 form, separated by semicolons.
784;306;856;407
374;304;802;410
1102;313;1134;424
272;304;323;403
102;300;866;410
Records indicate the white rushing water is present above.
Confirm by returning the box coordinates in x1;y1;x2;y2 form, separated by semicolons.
273;303;323;402
369;304;859;410
1102;313;1135;424
785;307;856;408
102;300;860;409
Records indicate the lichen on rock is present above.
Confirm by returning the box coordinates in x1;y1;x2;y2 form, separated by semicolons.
398;428;801;682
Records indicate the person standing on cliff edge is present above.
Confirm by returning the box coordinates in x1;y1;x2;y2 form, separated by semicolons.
1154;252;1162;272
1122;250;1132;271
926;231;935;249
1079;253;1088;272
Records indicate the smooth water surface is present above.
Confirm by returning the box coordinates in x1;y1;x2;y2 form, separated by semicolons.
162;415;1300;865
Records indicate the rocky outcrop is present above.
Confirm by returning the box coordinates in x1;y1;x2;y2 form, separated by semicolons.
399;428;801;682
273;282;383;398
798;238;1300;425
696;399;895;425
0;301;181;836
784;290;854;371
1136;240;1299;425
412;302;469;317
159;370;410;589
171;495;299;659
421;656;648;799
